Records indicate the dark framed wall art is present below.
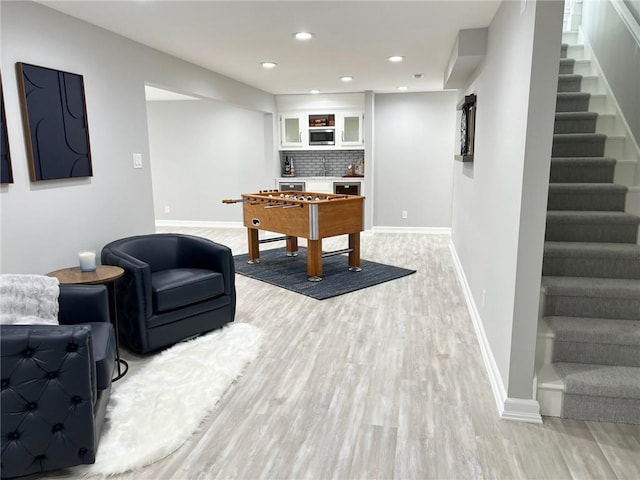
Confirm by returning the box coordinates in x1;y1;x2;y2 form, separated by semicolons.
455;93;477;163
16;62;93;181
1;74;14;184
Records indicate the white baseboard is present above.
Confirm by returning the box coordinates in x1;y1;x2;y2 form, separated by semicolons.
448;240;543;424
501;398;543;424
372;226;452;235
155;220;244;229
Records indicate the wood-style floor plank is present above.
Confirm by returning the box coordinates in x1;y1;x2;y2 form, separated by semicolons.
42;227;639;480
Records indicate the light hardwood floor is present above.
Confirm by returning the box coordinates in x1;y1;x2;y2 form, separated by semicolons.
54;228;640;479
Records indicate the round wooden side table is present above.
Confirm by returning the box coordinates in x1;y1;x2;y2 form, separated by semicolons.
47;265;128;381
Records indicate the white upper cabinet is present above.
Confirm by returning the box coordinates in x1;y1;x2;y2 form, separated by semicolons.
279;111;364;150
339;113;364;146
280;114;305;148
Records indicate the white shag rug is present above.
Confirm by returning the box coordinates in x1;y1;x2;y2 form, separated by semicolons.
83;322;263;476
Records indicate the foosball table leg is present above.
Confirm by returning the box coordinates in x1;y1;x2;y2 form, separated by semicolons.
307;239;323;281
247;228;260;264
348;232;362;272
286;236;299;257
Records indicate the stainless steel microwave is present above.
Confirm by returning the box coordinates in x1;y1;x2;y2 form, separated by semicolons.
309;128;335;146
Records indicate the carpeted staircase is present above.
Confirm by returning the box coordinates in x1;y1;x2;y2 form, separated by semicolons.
538;43;640;424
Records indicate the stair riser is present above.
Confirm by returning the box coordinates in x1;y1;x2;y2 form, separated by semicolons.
556;96;590;112
554;117;597;134
549;164;614;183
545;223;639;243
557;77;582;93
547;191;626;211
552;139;606;157
552;342;640;367
545;296;640;321
589;95;612;114
562;394;640;424
566;45;585;60
573;62;594;76
543;256;640;279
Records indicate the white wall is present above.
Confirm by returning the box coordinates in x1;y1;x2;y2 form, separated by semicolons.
0;1;275;273
373;92;457;228
450;0;562;408
582;0;640;146
147;100;274;223
624;0;640;23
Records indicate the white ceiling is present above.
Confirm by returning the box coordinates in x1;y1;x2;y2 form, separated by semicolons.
39;0;502;96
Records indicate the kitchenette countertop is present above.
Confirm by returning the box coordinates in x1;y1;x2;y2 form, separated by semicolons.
277;176;364;181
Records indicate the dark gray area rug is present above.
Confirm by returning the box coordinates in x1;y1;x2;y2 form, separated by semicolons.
234;247;416;300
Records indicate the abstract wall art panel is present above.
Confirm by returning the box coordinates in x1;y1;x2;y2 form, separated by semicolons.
1;75;13;184
16;62;92;181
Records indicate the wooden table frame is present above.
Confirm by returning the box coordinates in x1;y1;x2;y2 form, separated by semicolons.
240;191;364;281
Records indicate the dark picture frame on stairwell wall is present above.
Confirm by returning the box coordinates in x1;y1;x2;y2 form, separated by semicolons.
16;62;93;181
455;93;477;163
1;74;14;184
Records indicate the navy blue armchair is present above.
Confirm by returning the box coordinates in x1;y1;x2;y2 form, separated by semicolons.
1;284;116;479
101;233;236;354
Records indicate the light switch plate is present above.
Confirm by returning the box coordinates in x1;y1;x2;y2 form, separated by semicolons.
133;153;143;169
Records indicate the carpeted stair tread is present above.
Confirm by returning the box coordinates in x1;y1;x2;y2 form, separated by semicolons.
554;112;598;134
554;362;640;424
559;58;575;74
552;133;606;157
547;183;628;211
543;241;640;279
543;276;640;299
556;92;590;112
557;74;583;93
545;241;640;257
553;362;640;400
546;210;640;224
548;316;640;367
548;316;640;347
543;276;640;320
550;157;615;183
561;44;568;58
553;133;607;141
545;211;640;243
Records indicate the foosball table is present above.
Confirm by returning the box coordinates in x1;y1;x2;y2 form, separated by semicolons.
223;190;365;281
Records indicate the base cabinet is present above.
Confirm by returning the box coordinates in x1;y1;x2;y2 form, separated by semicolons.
278;181;305;191
305;180;333;194
333;182;361;195
275;178;362;196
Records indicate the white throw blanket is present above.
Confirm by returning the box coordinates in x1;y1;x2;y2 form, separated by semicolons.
0;274;60;325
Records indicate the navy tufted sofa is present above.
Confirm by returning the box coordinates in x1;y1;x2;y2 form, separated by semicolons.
1;284;116;479
101;233;236;354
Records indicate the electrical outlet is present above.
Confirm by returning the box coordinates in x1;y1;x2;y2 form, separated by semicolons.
133;153;143;169
164;205;170;214
402;210;408;219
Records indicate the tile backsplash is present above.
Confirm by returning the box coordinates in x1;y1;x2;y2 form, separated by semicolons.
280;150;364;177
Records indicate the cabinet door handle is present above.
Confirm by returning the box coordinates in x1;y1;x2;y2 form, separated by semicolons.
342;131;344;142
298;132;302;143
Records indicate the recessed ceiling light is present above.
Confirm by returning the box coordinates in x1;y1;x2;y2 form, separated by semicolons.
310;89;320;94
294;32;313;41
340;76;354;82
388;55;405;62
261;62;277;69
397;86;408;91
